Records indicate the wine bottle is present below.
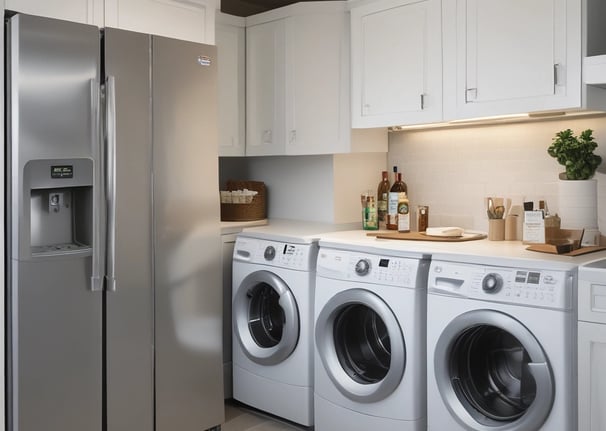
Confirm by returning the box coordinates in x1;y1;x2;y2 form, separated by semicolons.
376;171;390;228
387;172;407;230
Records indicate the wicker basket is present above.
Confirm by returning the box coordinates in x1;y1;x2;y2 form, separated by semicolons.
220;180;267;221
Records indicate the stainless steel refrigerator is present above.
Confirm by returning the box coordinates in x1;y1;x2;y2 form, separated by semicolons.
5;12;224;431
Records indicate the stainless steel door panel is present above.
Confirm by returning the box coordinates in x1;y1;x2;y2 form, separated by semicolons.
8;14;100;162
6;14;102;431
152;36;224;431
12;259;102;431
7;14;100;261
104;28;154;431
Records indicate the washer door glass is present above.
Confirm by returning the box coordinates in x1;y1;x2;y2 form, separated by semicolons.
234;270;299;365
315;288;406;403
248;283;285;348
334;304;391;384
434;310;554;430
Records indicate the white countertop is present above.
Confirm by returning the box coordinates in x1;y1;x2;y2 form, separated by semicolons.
316;230;606;271
221;219;268;235
237;219;360;244
231;219;606;270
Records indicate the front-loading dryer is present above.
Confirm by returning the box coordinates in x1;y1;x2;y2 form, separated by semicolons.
314;244;430;431
427;258;577;431
232;233;318;426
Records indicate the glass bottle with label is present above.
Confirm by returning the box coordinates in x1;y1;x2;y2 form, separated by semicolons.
397;193;410;232
376;171;390;228
387;172;407;230
363;196;379;230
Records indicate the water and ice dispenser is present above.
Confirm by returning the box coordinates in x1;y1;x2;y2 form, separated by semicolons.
24;158;93;256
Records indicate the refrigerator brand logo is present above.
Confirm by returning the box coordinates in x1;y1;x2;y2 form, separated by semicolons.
50;165;74;179
197;55;211;67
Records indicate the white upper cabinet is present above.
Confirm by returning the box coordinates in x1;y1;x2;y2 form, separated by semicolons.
284;11;350;154
105;0;217;43
246;2;386;156
245;17;286;156
443;0;581;119
350;0;442;127
216;13;246;157
6;0;217;43
5;0;104;26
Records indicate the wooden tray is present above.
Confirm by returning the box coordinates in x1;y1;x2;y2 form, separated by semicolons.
372;231;487;242
526;244;606;256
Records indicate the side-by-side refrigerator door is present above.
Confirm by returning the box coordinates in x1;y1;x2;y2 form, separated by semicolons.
152;37;225;431
103;28;154;431
6;14;102;431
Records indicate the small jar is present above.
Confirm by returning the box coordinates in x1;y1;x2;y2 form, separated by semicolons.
417;205;429;232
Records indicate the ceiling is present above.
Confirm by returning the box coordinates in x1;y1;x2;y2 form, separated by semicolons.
221;0;333;17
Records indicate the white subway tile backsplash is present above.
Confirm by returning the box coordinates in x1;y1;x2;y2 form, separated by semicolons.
389;115;606;233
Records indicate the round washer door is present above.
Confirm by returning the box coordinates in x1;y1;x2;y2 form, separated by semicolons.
233;270;299;365
315;288;406;403
434;310;555;430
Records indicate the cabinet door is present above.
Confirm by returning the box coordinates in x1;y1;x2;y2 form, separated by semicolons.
443;0;581;119
5;0;103;25
578;321;606;431
245;19;286;156
216;17;246;157
351;0;442;128
105;0;216;43
285;12;349;154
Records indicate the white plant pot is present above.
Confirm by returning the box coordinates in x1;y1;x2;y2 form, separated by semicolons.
557;178;599;245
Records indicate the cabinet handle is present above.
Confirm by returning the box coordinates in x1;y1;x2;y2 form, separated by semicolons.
554;63;563;87
466;88;477;102
420;94;425;110
289;130;296;144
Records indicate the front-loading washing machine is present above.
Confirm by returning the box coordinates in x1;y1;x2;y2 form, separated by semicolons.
314;243;430;431
232;232;318;426
427;257;577;431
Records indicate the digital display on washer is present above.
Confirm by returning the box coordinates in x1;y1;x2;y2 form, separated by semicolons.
283;244;296;255
379;259;389;267
515;270;541;284
527;272;541;284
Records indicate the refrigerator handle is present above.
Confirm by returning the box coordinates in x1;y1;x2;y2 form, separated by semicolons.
105;76;117;292
91;79;106;292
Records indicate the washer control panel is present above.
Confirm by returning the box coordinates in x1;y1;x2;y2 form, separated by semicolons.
429;260;573;310
316;247;426;288
234;236;318;271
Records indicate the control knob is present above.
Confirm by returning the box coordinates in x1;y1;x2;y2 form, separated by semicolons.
482;273;503;293
264;246;276;261
355;259;371;276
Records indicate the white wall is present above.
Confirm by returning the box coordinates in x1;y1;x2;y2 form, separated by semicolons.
388;114;606;233
219;152;387;224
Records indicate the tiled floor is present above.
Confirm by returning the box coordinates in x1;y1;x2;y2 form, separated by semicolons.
223;400;310;431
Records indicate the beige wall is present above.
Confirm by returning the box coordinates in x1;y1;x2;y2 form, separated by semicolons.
388;114;606;233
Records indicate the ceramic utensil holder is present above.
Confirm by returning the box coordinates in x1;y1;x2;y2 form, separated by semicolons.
488;219;505;241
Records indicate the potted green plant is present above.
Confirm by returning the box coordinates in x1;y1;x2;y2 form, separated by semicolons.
548;128;602;245
547;128;602;180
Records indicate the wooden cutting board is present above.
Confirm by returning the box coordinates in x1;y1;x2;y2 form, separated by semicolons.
526;244;606;256
371;231;487;242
